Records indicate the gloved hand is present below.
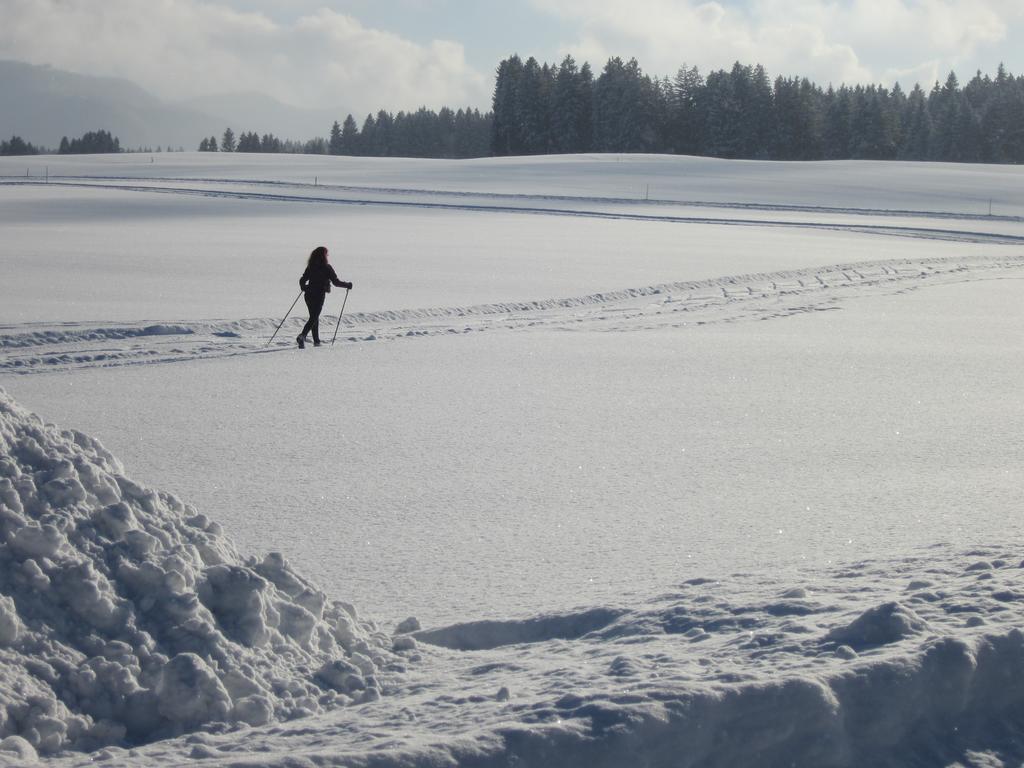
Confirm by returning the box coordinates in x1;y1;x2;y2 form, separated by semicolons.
342;281;353;290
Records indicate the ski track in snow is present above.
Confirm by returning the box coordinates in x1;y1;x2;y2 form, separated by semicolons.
2;254;1023;375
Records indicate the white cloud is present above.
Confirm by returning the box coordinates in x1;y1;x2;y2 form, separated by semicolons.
531;0;1021;86
0;0;490;113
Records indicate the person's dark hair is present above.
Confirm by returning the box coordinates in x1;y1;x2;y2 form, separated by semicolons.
308;246;328;267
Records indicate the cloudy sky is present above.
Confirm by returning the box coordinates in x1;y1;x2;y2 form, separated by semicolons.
3;0;1023;115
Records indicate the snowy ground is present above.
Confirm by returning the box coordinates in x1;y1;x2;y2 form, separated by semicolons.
2;153;1024;766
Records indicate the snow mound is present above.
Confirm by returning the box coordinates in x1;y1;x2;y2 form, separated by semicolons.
0;388;402;756
824;601;930;649
414;607;624;650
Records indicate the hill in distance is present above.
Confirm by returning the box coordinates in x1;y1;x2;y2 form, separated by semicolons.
0;60;349;150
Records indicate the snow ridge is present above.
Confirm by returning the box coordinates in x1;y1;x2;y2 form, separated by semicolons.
0;324;196;350
0;389;405;760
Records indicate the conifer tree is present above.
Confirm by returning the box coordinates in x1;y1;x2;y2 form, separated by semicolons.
670;65;704;155
517;56;550;154
702;68;742;157
360;114;376;156
551;55;583;153
491;55;525;155
899;85;932;160
339;115;359;155
823;87;852;159
373;110;394;156
328;121;343;155
739;63;774;157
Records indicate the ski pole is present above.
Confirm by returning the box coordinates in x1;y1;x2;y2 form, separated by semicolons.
266;290;302;346
330;288;350;346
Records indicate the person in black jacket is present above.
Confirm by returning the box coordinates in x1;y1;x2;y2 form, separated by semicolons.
297;246;352;348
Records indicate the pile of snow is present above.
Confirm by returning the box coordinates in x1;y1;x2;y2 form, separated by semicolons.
823;601;929;650
0;388;405;759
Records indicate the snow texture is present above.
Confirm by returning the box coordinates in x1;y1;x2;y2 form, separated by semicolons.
0;388;400;757
4;387;1024;766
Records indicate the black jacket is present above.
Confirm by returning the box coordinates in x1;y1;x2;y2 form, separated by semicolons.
300;263;347;294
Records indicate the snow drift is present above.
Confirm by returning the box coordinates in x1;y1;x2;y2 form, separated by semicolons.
0;388;403;760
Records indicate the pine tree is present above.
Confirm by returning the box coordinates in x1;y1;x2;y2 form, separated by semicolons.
702;68;742;157
929;72;961;160
740;63;774;158
823;87;852;159
517;56;550;154
328;121;343;155
491;55;525;155
551;55;582;153
773;76;806;159
768;77;789;159
339;115;359;155
576;63;594;153
360;114;376;156
899;85;932;160
670;65;704;155
221;127;236;152
391;111;411;156
373;110;394;155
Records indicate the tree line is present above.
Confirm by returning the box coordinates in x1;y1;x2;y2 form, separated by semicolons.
1;130;124;156
59;130;120;154
199;107;492;158
491;55;1024;163
1;135;43;155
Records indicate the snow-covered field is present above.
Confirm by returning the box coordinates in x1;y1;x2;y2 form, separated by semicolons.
2;153;1024;766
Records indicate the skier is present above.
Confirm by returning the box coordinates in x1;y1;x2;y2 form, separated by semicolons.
297;246;352;348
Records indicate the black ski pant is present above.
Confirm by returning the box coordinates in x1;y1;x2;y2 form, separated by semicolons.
300;291;326;343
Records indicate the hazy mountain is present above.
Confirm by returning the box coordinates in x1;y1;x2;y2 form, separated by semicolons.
0;60;215;149
0;61;348;150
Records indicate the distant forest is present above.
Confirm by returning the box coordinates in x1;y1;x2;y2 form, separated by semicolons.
197;107;492;159
489;56;1024;163
198;56;1023;163
2;129;127;156
4;57;1023;163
